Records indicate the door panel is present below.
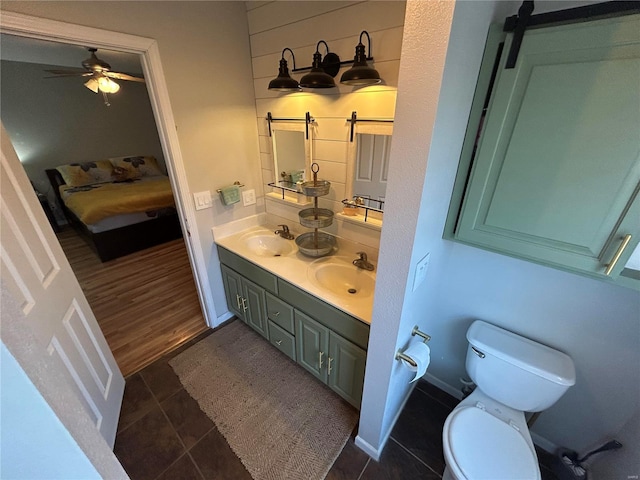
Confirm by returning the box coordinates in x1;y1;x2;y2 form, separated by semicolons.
328;332;366;408
294;311;328;382
0;124;124;446
221;265;244;320
456;15;640;278
243;279;268;339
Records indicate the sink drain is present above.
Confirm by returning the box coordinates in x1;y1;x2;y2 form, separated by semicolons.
274;254;281;257
348;288;357;294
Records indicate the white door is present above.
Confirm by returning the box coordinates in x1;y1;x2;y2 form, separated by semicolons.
0;124;125;447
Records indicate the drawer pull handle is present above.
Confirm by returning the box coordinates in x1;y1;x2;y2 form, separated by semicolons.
235;294;242;309
271;311;280;317
328;356;333;376
241;297;248;312
318;351;324;369
604;233;632;276
275;340;283;346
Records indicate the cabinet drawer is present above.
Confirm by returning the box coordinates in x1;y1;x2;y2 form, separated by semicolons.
278;280;369;350
217;246;278;294
265;292;294;334
268;321;296;362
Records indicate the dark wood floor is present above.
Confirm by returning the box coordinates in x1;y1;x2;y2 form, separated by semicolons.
57;227;208;377
114;322;562;480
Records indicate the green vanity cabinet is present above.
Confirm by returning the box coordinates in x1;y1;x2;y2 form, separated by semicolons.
220;263;268;339
217;245;370;408
295;311;367;408
450;16;640;287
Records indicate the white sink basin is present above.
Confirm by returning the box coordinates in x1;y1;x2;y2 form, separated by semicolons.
241;232;296;257
308;256;375;299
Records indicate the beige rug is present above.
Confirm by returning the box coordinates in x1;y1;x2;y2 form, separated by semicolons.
170;320;358;480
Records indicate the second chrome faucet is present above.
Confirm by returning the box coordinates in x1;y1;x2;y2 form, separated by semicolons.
353;252;375;271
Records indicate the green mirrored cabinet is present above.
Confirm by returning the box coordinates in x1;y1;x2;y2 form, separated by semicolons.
446;15;640;289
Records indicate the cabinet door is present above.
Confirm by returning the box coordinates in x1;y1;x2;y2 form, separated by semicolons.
295;311;329;382
221;264;245;321
456;15;640;280
243;278;269;339
328;332;367;409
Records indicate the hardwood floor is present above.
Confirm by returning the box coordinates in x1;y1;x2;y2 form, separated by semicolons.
57;227;208;377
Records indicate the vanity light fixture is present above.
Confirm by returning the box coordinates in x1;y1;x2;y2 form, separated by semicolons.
268;48;301;91
340;31;382;86
299;40;340;89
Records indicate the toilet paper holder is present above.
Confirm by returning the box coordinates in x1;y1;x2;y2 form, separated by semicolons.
396;326;431;367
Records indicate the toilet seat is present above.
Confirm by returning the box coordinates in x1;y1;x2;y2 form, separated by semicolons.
444;406;540;480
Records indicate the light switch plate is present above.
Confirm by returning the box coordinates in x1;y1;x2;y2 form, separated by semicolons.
242;189;256;206
413;253;430;292
193;191;212;210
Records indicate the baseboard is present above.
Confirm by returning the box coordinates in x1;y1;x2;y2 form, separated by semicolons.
354;435;381;461
530;431;557;453
423;372;463;400
214;311;234;327
356;382;418;461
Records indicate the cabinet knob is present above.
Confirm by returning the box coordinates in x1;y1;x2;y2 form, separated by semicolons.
604;233;632;276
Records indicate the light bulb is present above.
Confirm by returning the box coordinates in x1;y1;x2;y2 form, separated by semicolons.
84;77;99;93
98;76;120;93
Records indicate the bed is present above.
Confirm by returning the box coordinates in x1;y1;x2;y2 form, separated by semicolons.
46;156;183;262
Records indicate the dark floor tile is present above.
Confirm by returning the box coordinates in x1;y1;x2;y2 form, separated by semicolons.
114;405;185;480
536;446;561;480
415;379;459;410
189;427;252;480
140;357;184;402
390;387;451;474
325;439;370;480
162;388;214;449
360;438;440;479
156;454;204;480
117;373;157;432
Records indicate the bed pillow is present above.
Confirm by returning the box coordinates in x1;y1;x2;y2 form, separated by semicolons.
110;156;163;178
56;160;114;187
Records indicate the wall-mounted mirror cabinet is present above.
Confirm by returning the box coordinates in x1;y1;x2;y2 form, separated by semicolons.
344;122;393;227
267;122;313;203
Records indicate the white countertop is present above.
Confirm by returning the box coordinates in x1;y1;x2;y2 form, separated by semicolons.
214;225;375;324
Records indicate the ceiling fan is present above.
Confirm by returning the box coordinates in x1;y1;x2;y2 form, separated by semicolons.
45;47;145;105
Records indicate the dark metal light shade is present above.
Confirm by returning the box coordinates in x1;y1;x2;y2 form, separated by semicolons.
340;42;382;85
268;58;300;91
300;51;336;89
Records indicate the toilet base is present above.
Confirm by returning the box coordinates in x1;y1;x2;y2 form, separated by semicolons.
442;465;454;480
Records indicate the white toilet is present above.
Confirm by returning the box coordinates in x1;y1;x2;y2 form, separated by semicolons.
442;320;576;480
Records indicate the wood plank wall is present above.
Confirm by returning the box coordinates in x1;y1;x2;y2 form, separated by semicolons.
247;1;406;249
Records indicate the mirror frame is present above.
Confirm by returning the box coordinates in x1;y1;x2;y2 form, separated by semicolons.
345;122;393;223
270;122;313;188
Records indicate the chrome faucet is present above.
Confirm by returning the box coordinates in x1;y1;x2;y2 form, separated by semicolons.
274;224;295;240
353;251;375;271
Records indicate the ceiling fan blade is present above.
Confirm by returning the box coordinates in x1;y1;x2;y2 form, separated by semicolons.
104;72;146;83
44;69;90;75
44;72;93;79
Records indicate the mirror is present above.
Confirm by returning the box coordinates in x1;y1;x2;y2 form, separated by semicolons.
271;123;312;190
345;122;393;223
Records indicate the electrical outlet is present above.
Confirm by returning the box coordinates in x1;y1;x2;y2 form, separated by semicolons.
242;189;256;206
413;253;430;292
193;191;212;210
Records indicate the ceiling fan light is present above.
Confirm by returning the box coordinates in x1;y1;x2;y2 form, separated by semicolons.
98;76;120;94
84;77;99;93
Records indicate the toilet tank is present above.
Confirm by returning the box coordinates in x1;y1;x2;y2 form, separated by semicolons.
466;320;576;412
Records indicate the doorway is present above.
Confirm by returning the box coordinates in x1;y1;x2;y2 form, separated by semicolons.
0;16;212;376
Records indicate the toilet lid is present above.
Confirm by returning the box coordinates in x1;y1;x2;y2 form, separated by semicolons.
446;407;540;480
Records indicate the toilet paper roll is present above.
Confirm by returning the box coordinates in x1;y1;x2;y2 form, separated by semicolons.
401;342;431;383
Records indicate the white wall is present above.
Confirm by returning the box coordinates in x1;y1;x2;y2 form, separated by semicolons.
247;1;406;250
361;0;639;460
0;1;262;321
1;58;165;215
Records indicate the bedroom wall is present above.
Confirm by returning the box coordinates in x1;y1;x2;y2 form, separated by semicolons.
1;59;165;217
248;1;406;250
0;1;261;322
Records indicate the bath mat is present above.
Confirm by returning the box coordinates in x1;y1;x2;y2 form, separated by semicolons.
169;320;358;480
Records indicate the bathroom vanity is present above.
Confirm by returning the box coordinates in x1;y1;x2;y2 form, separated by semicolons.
215;226;374;408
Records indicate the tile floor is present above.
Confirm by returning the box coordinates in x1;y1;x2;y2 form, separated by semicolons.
114;325;560;480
